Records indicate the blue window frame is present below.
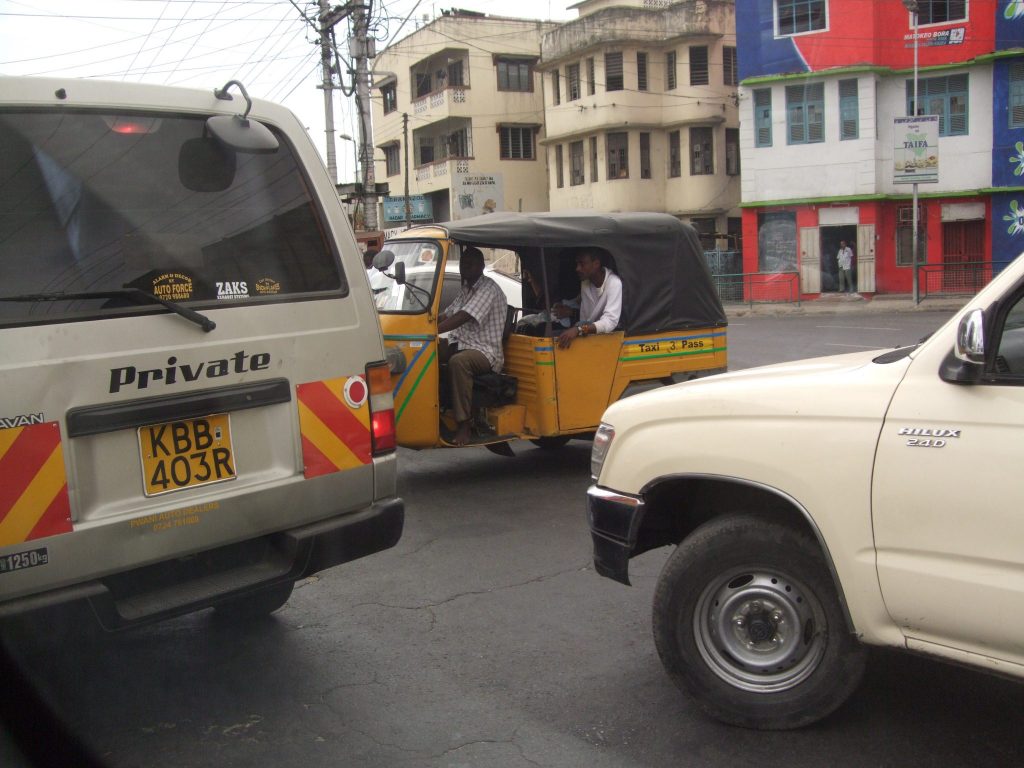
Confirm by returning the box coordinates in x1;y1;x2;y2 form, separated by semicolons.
906;74;968;136
754;88;773;148
1011;61;1024;130
776;0;826;36
786;82;824;145
839;78;858;140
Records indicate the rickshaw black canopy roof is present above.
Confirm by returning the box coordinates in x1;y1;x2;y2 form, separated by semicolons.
437;211;727;335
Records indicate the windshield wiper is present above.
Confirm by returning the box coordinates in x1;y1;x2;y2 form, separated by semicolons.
0;288;216;332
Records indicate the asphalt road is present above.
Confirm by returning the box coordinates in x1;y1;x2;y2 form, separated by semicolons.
5;308;1023;768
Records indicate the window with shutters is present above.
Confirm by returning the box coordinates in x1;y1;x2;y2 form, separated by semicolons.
723;46;737;86
590;136;599;182
384;144;400;176
552;70;561;105
906;74;968;136
839;78;859;140
637;52;649;91
587;58;596;95
666;51;677;91
443;128;470;159
725;128;740;175
447;60;465;87
786;82;824;144
896;205;927;266
607;132;628;179
499;126;535;160
668;131;681;177
690;46;709;86
381;82;397;114
917;0;966;25
640;133;651;178
497;58;533;92
754;88;773;147
417;135;434;165
1012;61;1024;129
555;144;564;188
775;0;827;36
570;141;585;185
605;52;624;91
690;127;713;175
567;63;581;101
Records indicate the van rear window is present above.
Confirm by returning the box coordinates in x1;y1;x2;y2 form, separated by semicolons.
0;110;343;326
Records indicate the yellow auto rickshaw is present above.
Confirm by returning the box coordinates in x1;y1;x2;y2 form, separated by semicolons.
371;212;727;454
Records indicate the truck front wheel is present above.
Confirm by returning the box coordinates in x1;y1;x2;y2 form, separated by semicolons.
652;513;866;729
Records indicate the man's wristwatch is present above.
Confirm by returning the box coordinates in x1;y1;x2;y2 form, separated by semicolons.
577;322;587;336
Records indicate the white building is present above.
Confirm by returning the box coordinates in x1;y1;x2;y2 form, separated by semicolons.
371;11;558;227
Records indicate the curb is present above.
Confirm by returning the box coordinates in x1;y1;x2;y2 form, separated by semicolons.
725;294;968;318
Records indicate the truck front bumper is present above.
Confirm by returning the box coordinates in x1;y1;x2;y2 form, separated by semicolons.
586;485;644;586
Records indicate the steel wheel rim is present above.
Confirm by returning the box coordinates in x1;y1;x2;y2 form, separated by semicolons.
692;567;827;693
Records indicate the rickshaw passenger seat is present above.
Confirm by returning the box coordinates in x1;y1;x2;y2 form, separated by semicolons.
471;304;518;408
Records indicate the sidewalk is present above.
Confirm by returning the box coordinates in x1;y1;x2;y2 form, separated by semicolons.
725;292;968;318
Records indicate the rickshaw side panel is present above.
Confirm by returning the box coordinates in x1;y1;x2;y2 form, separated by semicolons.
610;326;729;400
552;333;622;432
504;334;558;436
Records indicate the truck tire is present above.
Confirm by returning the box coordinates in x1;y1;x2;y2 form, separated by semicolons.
652;513;867;729
214;581;294;621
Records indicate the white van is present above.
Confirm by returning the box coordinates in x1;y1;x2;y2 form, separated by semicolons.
0;77;403;628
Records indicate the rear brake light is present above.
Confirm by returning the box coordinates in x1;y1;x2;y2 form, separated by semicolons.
367;361;396;454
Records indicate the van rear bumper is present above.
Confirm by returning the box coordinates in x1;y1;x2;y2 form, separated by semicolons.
0;498;404;629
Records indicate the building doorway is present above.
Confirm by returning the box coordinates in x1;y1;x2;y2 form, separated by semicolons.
820;225;858;293
942;220;985;292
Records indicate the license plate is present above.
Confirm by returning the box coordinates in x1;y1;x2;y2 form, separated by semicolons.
138;414;236;497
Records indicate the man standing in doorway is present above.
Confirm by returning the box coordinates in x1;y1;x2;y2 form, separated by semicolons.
837;240;854;293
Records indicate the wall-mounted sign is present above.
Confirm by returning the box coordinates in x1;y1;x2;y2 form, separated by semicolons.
383;195;432;222
893;116;939;185
453;173;503;220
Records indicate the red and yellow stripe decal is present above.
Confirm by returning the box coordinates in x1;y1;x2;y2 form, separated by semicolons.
0;422;72;547
297;376;372;479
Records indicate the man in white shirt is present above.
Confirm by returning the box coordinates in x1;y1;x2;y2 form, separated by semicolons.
556;250;623;349
837;240;854;293
437;246;507;446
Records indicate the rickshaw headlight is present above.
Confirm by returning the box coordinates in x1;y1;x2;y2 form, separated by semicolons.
591;423;615;480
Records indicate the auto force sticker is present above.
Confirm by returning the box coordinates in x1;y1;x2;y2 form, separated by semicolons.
152;273;194;301
297;377;372;478
0;421;72;549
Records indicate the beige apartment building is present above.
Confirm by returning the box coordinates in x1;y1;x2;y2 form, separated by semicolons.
371;11;558;227
540;0;740;249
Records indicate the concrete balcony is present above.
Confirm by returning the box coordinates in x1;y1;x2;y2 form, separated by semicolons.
542;0;732;65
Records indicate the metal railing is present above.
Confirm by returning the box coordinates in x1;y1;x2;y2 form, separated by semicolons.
918;260;1012;300
711;271;802;307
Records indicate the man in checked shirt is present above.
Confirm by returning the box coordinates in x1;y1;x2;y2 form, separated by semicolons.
437;245;508;446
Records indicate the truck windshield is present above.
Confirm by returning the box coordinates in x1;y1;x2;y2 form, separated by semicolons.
0;110;343;327
371;240;444;313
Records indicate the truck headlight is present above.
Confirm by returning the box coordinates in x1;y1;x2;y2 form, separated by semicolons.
591;423;615;480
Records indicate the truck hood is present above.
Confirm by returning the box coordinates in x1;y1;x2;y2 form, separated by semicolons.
603;347;914;430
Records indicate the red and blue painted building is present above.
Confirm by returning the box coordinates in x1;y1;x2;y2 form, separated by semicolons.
737;0;1024;298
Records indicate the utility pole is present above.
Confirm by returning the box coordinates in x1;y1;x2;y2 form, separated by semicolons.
318;0;338;185
403;112;411;228
351;2;379;231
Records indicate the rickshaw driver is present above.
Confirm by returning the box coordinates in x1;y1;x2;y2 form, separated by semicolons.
436;245;508;446
555;250;623;349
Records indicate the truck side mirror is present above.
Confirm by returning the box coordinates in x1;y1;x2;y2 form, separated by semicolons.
955;308;985;364
941;308;986;384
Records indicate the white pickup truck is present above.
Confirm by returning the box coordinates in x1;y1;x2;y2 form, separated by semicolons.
587;253;1024;729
